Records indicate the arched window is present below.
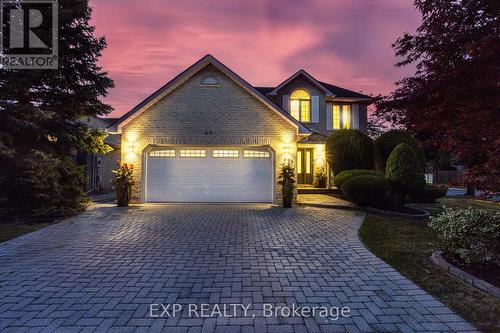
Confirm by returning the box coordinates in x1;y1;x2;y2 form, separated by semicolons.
200;75;219;86
290;89;311;122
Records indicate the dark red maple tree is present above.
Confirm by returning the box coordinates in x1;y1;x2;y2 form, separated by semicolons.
375;0;500;192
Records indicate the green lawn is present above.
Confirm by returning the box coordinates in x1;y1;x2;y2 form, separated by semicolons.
359;197;500;333
0;221;53;243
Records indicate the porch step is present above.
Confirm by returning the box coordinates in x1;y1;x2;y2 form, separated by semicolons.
298;187;339;195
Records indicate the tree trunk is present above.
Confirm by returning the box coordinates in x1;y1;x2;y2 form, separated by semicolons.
466;183;475;196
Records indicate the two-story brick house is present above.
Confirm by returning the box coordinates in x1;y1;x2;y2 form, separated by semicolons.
108;55;373;204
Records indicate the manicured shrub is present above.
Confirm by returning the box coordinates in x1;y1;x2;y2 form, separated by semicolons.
341;175;390;208
313;167;327;188
334;169;383;189
409;185;448;203
326;129;375;175
385;143;425;207
374;130;425;172
428;207;500;265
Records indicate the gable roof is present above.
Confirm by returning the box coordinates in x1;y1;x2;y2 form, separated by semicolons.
111;55;310;134
262;69;372;101
267;70;334;97
254;87;274;95
318;81;371;99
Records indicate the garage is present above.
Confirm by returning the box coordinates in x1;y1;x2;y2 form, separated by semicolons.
145;147;274;203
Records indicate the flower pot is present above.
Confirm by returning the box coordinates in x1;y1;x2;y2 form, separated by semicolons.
282;183;294;208
116;186;131;207
282;191;293;208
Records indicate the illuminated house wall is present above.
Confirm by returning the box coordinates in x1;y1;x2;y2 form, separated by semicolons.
121;65;298;204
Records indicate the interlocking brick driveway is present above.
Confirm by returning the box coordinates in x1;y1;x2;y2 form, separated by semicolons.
0;204;476;332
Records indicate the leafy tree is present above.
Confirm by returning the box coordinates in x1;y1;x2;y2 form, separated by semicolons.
0;0;114;216
375;0;500;193
326;129;375;175
366;112;387;139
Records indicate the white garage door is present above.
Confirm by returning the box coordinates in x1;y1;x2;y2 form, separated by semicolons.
146;147;274;203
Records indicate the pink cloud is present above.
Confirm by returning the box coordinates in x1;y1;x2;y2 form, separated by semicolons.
90;0;421;117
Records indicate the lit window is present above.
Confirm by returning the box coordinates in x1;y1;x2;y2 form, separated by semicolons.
300;100;310;122
244;150;270;158
290;100;300;120
150;150;175;157
213;150;239;158
342;105;351;129
180;149;206;157
201;75;219;86
289;89;311;122
305;151;311;174
297;151;302;174
332;105;341;129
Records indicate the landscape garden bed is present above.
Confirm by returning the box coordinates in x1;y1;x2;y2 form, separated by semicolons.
359;197;500;333
431;250;500;297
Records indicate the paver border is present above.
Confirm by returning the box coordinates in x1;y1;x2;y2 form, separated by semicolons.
431;250;500;298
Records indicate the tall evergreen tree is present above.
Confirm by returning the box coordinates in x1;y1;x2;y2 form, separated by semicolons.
375;0;500;192
0;0;114;216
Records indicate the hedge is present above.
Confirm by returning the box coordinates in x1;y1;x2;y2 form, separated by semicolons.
326;129;375;175
334;169;383;189
409;185;448;203
341;175;390;208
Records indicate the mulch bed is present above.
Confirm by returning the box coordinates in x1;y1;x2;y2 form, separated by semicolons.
445;255;500;288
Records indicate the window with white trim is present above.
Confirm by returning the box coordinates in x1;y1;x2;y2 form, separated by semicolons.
180;149;206;157
342;105;352;129
243;150;270;158
290;89;311;122
150;150;175;157
213;150;239;158
331;104;352;130
332;105;341;129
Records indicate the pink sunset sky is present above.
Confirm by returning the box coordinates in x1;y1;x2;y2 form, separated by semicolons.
90;0;421;118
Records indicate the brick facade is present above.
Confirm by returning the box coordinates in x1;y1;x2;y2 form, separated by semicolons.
121;64;298;204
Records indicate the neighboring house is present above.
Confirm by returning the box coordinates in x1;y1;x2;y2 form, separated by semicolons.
80;116;121;193
108;55;373;204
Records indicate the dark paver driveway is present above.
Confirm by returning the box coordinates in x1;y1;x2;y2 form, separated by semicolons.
0;204;476;332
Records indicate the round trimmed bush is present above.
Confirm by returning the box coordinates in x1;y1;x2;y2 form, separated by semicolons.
341;175;390;208
326;129;375;175
385;143;425;207
409;185;448;203
334;169;383;189
429;207;500;265
374;130;425;172
386;143;425;191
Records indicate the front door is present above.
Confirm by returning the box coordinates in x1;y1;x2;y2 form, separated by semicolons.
297;148;313;184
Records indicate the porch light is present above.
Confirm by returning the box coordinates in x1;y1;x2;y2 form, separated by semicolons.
280;143;294;163
124;133;139;162
314;144;325;165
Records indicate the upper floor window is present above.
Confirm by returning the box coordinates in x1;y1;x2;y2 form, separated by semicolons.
290;89;311;122
332;104;352;129
342;105;351;129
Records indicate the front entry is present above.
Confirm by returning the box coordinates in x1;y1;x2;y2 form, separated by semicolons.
297;148;314;184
